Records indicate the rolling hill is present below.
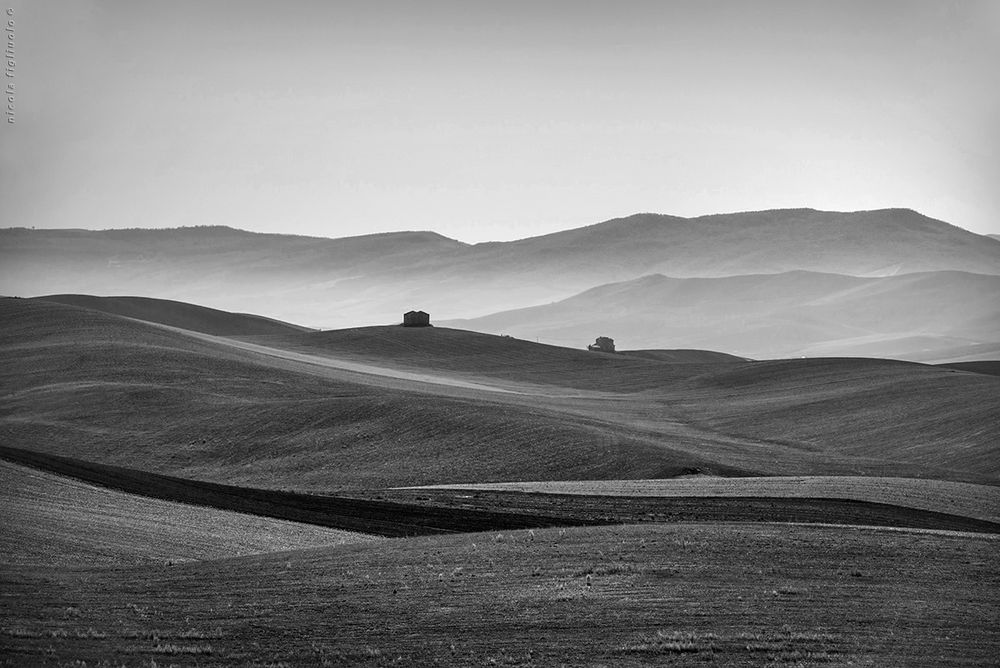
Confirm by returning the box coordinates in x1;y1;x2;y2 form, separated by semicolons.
3;208;998;331
34;294;313;336
0;298;731;489
4;293;999;665
0;459;375;568
442;270;1000;361
3;523;997;666
616;349;750;363
2;296;998;488
937;360;1000;376
233;325;750;391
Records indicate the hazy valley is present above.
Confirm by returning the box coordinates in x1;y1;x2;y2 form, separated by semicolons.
445;269;1000;361
4;208;999;361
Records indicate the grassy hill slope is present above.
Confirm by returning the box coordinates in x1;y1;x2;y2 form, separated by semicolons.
0;460;375;568
651;357;999;481
238;326;744;391
0;299;730;488
3;297;998;487
231;327;1000;484
617;349;750;363
34;294;312;336
937;360;1000;376
9;444;995;541
3;523;997;665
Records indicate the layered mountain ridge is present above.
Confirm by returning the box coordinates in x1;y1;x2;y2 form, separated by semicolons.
3;208;998;360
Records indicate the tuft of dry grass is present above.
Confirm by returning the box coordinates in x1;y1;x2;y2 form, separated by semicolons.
620;630;719;654
148;643;213;655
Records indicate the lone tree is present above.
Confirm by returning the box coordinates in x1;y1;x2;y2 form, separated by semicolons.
587;336;615;353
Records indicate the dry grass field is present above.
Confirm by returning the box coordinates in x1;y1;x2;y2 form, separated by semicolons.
3;295;997;491
0;445;599;537
2;523;997;666
0;460;377;568
34;294;314;336
670;357;1000;477
1;298;997;491
6;445;996;537
3;295;999;666
0;299;717;488
938;360;1000;376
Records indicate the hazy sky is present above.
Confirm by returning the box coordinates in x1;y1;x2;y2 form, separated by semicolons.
2;0;998;241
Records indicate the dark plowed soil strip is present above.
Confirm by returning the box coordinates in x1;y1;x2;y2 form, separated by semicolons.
0;446;593;537
369;488;1000;535
4;445;998;536
937;360;1000;377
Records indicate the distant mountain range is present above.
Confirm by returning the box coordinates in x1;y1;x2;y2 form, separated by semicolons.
3;208;999;360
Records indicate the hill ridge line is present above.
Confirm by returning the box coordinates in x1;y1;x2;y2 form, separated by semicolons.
0;206;979;244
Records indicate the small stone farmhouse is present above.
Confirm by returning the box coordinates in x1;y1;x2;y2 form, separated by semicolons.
403;310;431;327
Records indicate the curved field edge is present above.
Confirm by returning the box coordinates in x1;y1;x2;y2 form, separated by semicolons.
2;523;998;666
0;446;593;538
410;476;1000;524
0;461;379;568
4;446;998;536
375;487;1000;535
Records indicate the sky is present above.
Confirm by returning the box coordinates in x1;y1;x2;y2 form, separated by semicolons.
2;0;998;242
